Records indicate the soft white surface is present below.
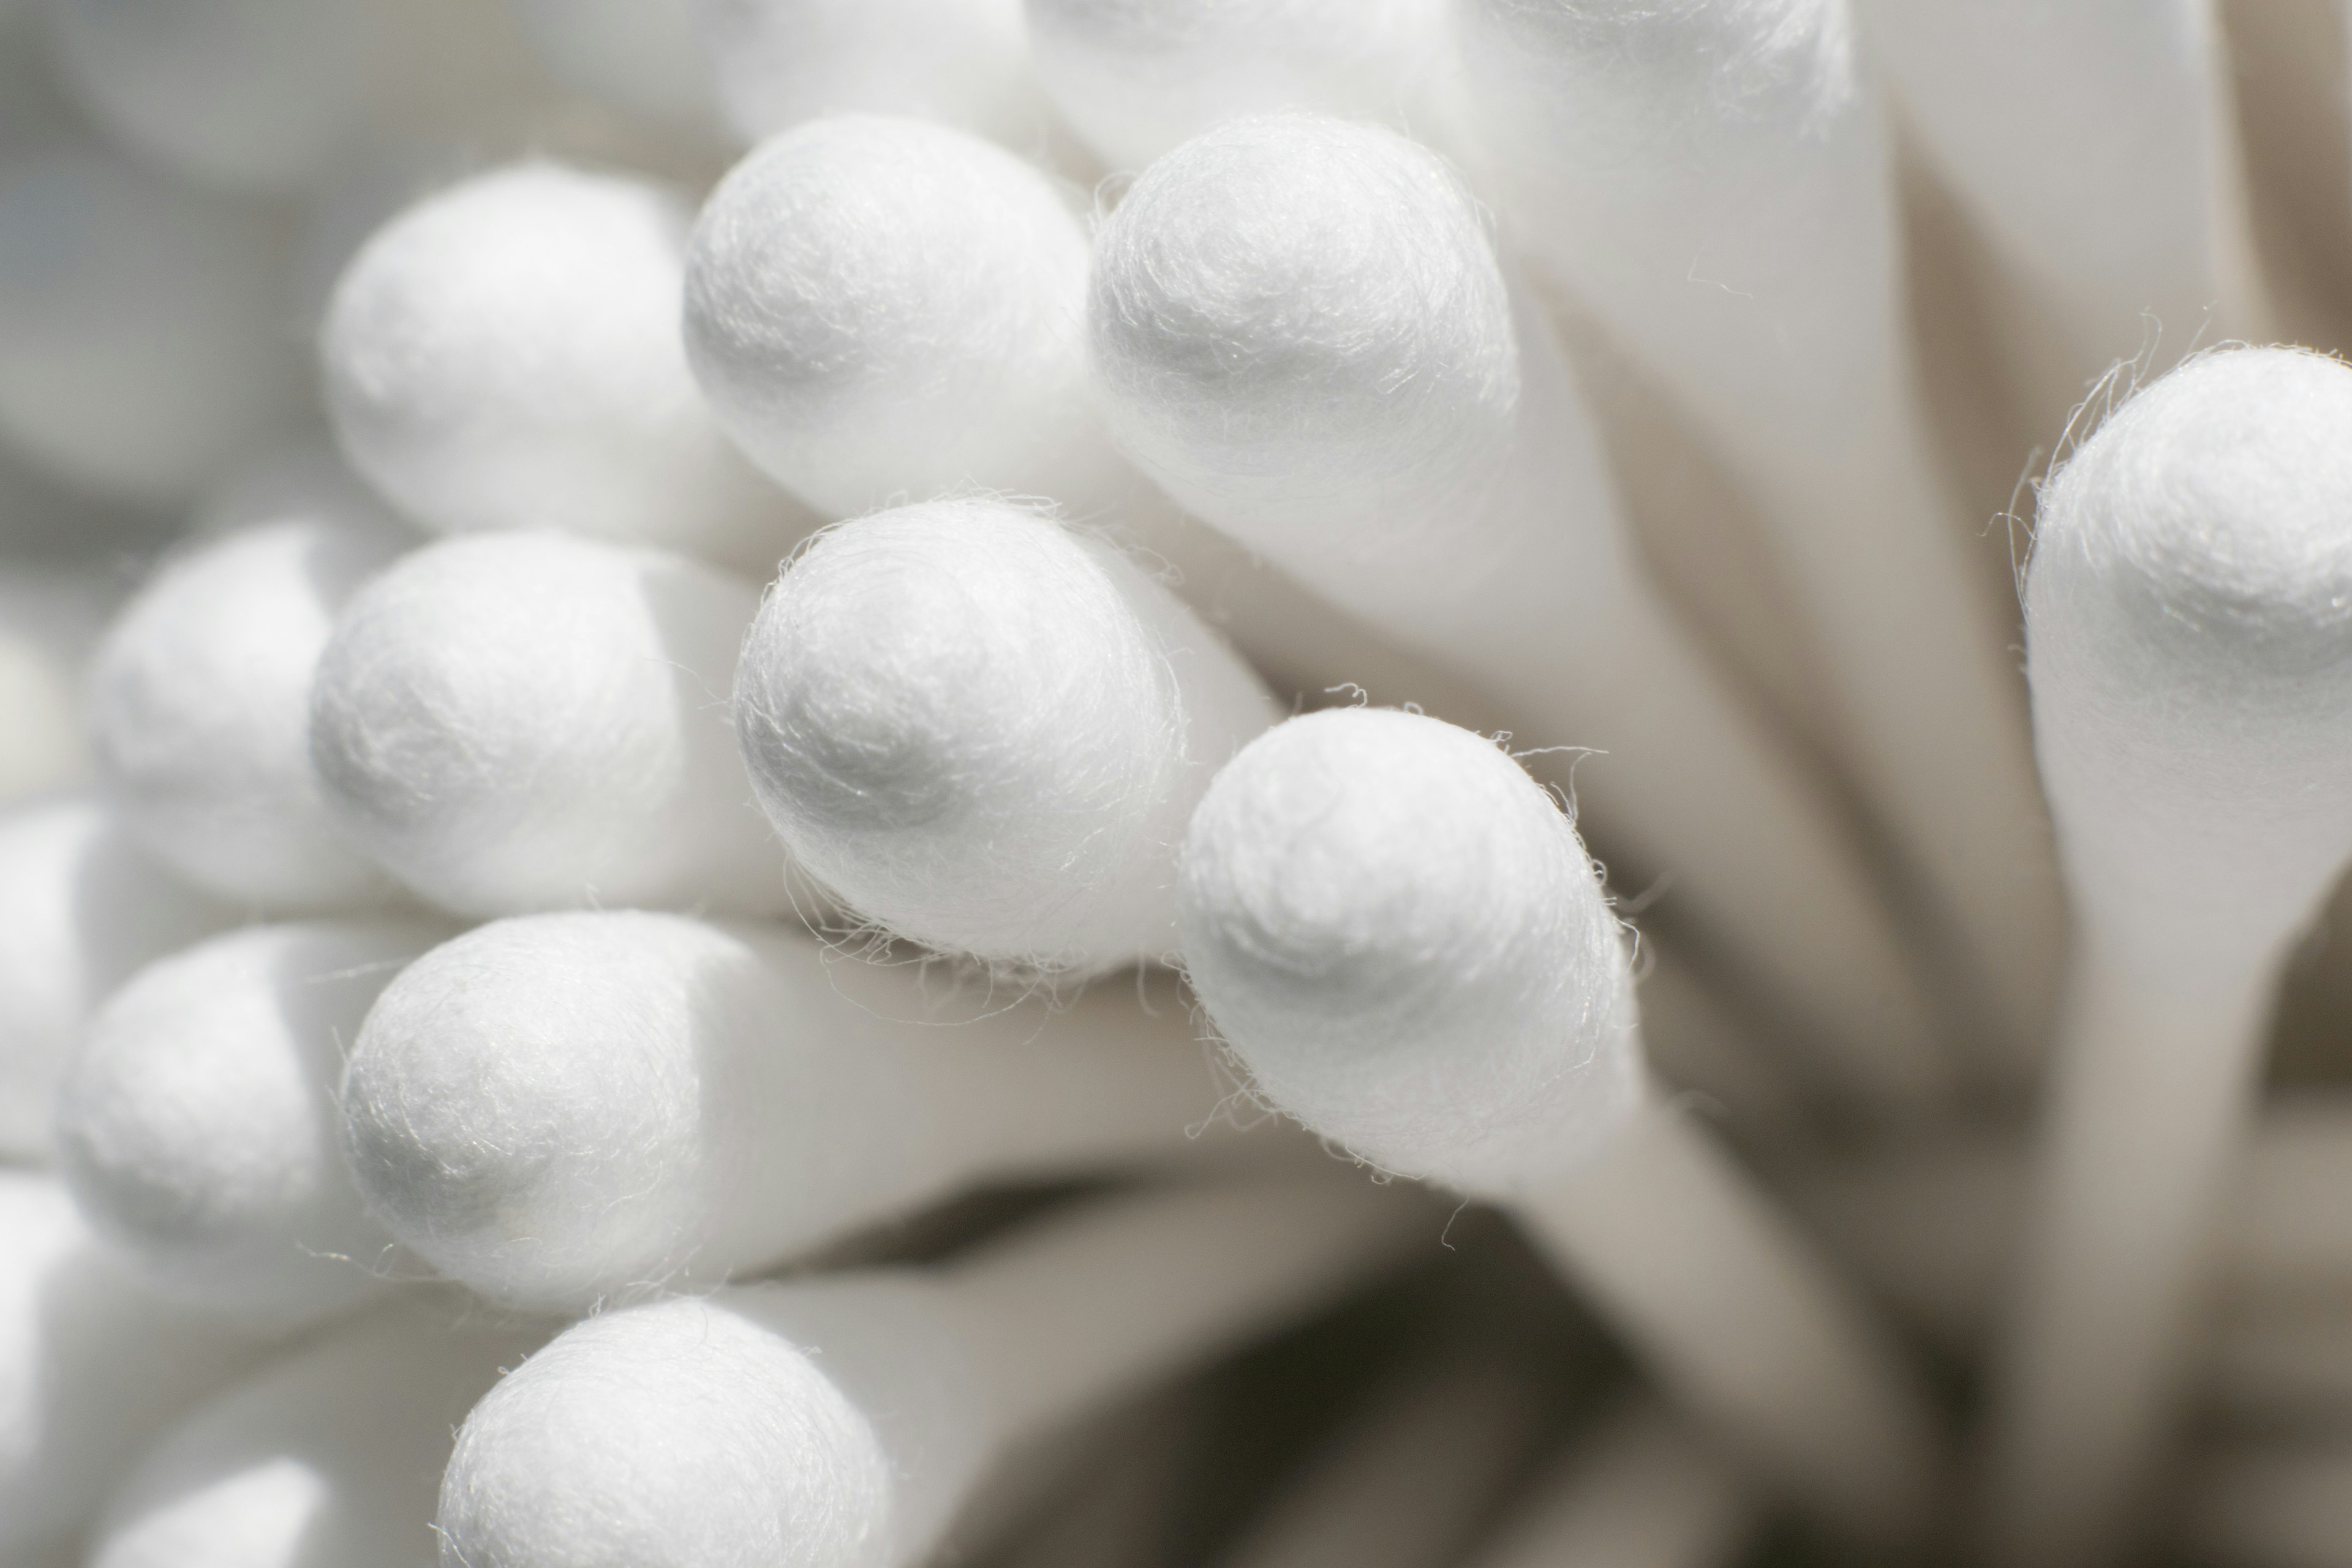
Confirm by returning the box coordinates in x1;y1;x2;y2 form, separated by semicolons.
55;919;443;1330
308;530;793;918
321;162;813;575
0;796;236;1159
90;448;412;911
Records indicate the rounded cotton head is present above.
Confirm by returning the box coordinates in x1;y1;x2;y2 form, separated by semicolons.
39;0;377;194
308;530;789;918
2028;347;2352;946
0;797;235;1159
55;919;442;1330
321;161;808;573
1178;708;1641;1192
0;149;299;506
736;497;1273;970
89;449;411;911
1088;113;1519;553
685;115;1120;519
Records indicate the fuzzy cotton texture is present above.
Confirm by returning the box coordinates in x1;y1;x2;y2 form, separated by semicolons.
690;0;1040;149
0;1173;273;1562
0;148;298;506
1025;0;1445;170
89;450;412;912
0;797;235;1159
1178;709;1642;1195
321;162;812;576
39;0;377;194
736;499;1280;971
439;1278;986;1568
686;116;1133;521
55;919;443;1331
2028;347;2352;968
0;560;116;808
87;1295;549;1568
309;530;793;918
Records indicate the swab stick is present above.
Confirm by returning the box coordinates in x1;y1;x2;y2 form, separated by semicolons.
1450;0;2062;1057
0;1172;274;1563
1471;1400;1757;1568
1090;113;1944;1107
1982;347;2352;1568
734;499;1281;972
0;796;235;1159
340;909;1237;1311
1178;707;1945;1544
0;148;298;507
55;918;445;1332
308;530;796;919
89;448;412;913
321;162;815;576
435;1179;1425;1568
87;1295;549;1568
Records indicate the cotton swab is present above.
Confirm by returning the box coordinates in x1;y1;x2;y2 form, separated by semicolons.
0;558;117;807
1472;1399;1757;1568
320;162;815;576
1982;347;2352;1568
307;530;795;919
1450;0;2062;1060
1023;0;1448;171
0;148;298;507
86;1295;549;1568
339;908;1240;1311
505;0;718;134
89;449;411;913
1090;113;1944;1108
37;0;377;195
735;499;1280;973
54;918;443;1332
688;0;1041;151
436;1179;1423;1568
0;1172;273;1564
1177;707;1945;1544
0;796;234;1159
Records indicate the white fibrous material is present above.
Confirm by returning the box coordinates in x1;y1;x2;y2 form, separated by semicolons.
0;797;235;1159
736;499;1280;971
0;560;117;807
690;0;1040;150
320;163;813;575
339;910;1223;1311
685;116;1133;521
308;531;793;919
54;919;444;1332
506;0;718;131
89;450;412;912
38;0;377;195
0;1173;273;1563
1025;0;1446;170
0;149;298;507
86;1297;549;1568
1178;707;1642;1194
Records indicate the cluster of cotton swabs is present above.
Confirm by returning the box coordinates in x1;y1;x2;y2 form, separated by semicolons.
5;2;2352;1567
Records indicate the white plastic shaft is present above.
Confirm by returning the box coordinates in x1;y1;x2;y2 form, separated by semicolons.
1470;1399;1758;1568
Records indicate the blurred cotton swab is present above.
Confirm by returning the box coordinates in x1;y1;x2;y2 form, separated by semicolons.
89;449;411;913
1472;1400;1757;1568
0;796;234;1159
1178;707;1945;1544
0;558;117;807
54;919;443;1332
1091;113;1943;1108
435;1180;1424;1568
339;909;1242;1311
1451;0;2061;1060
504;0;719;134
308;530;795;919
734;499;1279;973
321;162;814;576
1983;348;2352;1568
2184;1437;2352;1568
87;1295;549;1568
0;1172;273;1564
